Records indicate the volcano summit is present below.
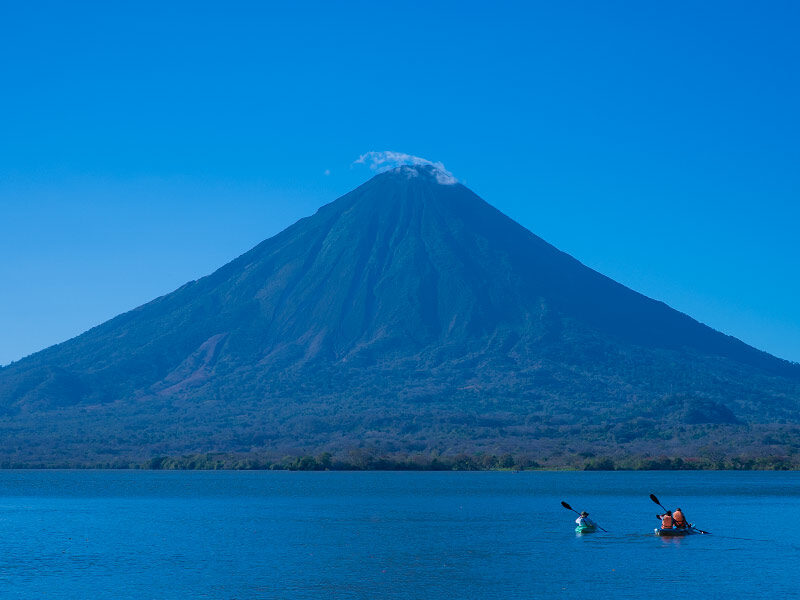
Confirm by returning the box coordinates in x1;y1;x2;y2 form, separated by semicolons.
1;165;799;466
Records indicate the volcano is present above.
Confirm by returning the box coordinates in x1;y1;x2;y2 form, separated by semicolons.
1;164;798;466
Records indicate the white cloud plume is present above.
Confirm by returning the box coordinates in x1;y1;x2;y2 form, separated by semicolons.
354;151;457;184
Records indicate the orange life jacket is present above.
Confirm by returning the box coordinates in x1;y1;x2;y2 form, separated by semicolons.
661;514;674;529
673;510;687;528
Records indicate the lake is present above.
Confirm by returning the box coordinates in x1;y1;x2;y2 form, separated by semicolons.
0;470;797;599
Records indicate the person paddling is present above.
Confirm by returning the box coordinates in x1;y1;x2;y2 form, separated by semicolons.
561;501;607;532
576;511;597;529
657;510;674;529
673;508;688;529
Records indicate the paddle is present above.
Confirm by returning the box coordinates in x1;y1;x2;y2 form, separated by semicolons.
649;493;668;513
649;493;710;534
561;501;608;532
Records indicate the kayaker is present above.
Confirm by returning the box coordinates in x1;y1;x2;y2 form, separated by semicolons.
657;510;674;529
575;511;596;529
673;508;688;529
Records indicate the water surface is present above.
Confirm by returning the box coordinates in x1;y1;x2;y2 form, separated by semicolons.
0;470;797;599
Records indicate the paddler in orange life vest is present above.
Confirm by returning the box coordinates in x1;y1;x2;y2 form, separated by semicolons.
672;508;688;529
657;510;674;529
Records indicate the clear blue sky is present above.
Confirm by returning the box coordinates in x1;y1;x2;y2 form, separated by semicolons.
1;1;798;365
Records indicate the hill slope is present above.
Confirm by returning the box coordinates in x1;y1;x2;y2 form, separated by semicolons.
1;165;799;465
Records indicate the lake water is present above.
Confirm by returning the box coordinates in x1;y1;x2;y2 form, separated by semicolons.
0;470;797;599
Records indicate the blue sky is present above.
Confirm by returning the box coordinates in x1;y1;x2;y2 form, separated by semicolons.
1;0;798;365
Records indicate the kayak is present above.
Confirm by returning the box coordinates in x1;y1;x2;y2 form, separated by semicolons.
575;524;597;534
654;525;702;536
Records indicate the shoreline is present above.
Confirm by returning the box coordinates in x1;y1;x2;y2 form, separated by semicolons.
0;452;798;471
